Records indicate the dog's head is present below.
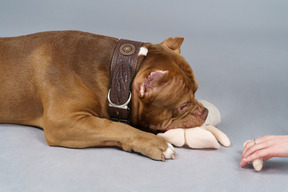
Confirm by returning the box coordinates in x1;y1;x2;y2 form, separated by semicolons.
131;37;208;132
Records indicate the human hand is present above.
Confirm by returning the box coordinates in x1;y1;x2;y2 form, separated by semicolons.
240;135;288;168
242;140;263;171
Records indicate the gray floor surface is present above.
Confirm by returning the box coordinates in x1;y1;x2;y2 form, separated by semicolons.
1;0;288;191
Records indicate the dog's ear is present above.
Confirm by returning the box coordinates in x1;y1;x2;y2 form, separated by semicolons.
139;70;169;99
161;37;184;54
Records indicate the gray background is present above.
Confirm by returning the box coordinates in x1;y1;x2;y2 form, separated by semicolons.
1;0;288;191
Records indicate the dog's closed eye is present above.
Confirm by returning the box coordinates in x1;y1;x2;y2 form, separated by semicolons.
172;102;191;117
178;103;188;111
178;101;192;112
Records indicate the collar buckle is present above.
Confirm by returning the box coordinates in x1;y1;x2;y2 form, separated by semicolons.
107;89;131;110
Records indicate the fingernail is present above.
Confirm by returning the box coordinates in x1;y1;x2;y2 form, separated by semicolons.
243;140;248;147
240;162;246;168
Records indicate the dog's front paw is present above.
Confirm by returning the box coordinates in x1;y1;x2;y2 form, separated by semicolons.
130;133;176;161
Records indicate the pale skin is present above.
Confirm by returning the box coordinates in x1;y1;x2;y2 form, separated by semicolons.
240;135;288;167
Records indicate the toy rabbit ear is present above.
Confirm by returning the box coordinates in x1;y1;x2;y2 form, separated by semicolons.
161;37;184;54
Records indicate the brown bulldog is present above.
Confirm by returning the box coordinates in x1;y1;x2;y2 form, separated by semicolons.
0;31;207;161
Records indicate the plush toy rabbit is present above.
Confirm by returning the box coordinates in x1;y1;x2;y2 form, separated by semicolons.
157;100;231;149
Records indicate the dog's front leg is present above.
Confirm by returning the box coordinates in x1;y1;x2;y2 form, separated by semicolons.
42;115;175;161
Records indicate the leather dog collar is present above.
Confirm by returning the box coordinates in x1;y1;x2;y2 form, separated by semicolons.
108;39;143;123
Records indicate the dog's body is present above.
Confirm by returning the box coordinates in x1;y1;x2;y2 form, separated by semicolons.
0;31;207;160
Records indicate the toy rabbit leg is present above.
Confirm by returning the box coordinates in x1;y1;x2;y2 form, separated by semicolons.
204;125;231;147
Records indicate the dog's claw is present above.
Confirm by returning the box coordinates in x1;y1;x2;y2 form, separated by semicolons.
162;143;176;160
161;154;166;161
172;154;175;160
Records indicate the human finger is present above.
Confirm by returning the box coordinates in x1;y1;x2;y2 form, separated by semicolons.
242;139;256;158
243;141;269;160
243;148;272;163
240;159;249;167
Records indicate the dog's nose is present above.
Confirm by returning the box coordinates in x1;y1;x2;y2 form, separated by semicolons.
200;108;208;121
